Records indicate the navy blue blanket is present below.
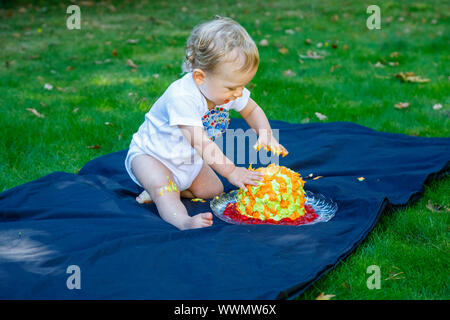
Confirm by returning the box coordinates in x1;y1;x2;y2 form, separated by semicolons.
0;119;448;299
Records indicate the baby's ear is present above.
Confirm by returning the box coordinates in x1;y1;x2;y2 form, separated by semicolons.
192;69;206;85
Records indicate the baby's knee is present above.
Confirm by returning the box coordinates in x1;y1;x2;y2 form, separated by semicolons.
148;179;181;200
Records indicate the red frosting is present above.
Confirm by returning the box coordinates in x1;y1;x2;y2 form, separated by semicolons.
223;202;319;225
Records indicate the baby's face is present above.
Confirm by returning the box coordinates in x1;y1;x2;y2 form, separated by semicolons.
199;61;257;108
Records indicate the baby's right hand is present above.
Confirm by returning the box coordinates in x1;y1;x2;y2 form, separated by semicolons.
227;167;264;191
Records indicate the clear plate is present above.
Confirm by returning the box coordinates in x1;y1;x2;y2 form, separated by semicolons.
210;189;338;226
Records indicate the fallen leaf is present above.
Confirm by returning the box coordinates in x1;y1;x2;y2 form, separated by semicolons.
426;200;450;213
315;112;327;120
87;145;101;149
330;64;341;72
433;104;442;110
331;43;338;49
73;108;79;113
357;177;365;181
104;122;114;126
316;42;323;48
285;29;294;35
44;83;53;90
127;39;139;44
27;108;45;118
374;61;385;68
278;47;288;54
283;69;296;77
66;66;75;71
390;52;401;58
395;72;430;83
305;38;312;45
300;118;310;123
388;61;399;66
299;50;323;59
112;49;118;57
313;176;323;180
126;59;138;68
315;292;335;300
394;102;410;109
259;39;269;46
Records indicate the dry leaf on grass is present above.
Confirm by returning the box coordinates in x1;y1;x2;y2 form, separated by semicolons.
87;145;101;149
283;69;296;77
433;104;442;110
315;112;327;120
299;50;323;59
394;102;410;109
330;64;341;72
315;292;336;300
278;47;288;54
259;39;269;46
27;108;45;118
395;72;430;83
126;59;138;68
374;61;385;68
426;200;450;213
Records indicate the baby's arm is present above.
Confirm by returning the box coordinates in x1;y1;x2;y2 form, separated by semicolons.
239;98;288;156
178;125;263;190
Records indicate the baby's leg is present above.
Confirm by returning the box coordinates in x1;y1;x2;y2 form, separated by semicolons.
131;154;213;230
136;188;195;204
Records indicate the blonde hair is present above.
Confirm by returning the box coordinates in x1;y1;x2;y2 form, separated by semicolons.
182;16;259;74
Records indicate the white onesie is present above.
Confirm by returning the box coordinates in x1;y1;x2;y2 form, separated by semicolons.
125;72;251;191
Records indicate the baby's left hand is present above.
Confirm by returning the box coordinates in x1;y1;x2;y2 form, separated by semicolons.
254;134;288;157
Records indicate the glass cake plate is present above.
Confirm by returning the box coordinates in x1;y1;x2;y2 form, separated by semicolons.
210;189;338;226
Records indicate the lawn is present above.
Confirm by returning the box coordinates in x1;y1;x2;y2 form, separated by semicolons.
0;0;448;299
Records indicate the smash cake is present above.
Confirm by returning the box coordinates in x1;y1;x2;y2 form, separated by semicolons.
223;164;318;225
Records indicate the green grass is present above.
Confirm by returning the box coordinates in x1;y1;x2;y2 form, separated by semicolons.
0;0;449;299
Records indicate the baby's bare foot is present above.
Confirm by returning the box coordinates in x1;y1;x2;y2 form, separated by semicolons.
184;212;213;229
136;190;152;204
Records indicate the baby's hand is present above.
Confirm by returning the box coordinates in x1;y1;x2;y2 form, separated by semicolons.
227;167;264;191
254;135;288;157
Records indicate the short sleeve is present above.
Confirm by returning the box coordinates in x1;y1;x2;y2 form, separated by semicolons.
166;95;203;127
229;87;251;112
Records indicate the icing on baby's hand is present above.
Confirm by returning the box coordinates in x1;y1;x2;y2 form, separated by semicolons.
253;140;288;157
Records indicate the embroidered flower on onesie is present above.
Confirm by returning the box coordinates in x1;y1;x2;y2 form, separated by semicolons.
202;106;231;141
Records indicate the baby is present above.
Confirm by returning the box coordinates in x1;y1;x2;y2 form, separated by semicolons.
125;16;287;230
